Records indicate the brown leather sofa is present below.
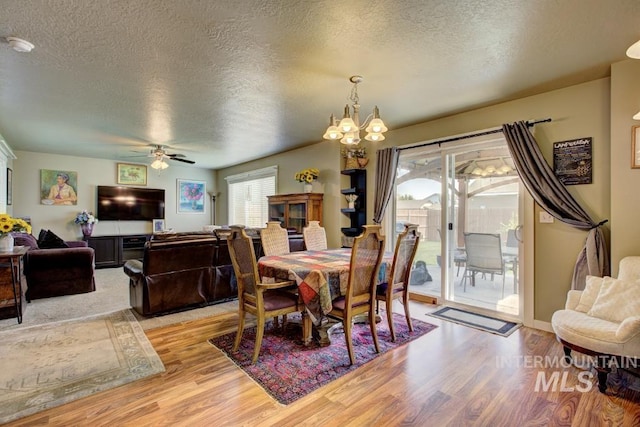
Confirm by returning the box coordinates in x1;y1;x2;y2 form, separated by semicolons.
123;229;305;316
124;235;217;316
12;232;96;301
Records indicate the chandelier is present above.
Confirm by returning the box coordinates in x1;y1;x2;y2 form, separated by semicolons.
323;75;387;145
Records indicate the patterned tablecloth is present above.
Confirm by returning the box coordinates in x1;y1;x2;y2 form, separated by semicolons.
258;248;392;325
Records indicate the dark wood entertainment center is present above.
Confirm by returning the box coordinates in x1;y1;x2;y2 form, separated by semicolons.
84;234;151;268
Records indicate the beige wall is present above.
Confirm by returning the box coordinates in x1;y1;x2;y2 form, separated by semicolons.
216;142;344;248
11;63;640;323
12;151;216;241
218;78;615;323
610;59;640;273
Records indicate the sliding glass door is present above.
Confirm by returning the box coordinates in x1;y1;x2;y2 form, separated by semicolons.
396;133;522;320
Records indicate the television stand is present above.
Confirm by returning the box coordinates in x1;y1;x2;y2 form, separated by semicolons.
84;234;151;268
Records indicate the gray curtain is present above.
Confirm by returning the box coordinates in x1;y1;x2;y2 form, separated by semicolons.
373;147;399;224
502;121;609;290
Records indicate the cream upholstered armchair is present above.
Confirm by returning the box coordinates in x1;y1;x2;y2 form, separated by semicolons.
551;256;640;393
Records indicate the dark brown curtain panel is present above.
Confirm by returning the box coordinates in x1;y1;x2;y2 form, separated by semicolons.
502;121;609;290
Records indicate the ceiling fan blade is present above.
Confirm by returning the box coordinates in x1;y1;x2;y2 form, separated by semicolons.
169;157;195;164
167;153;186;158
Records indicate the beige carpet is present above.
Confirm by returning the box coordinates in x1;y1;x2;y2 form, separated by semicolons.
0;310;165;424
0;267;238;331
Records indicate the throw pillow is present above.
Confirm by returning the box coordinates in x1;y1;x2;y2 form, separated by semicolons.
12;232;39;249
37;229;70;249
575;275;607;312
587;277;640;323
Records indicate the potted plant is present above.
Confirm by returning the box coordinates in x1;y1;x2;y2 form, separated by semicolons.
295;168;319;192
354;147;368;168
74;210;98;237
0;214;31;251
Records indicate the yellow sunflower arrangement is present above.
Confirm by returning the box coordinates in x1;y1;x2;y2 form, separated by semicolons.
0;214;31;236
294;168;319;183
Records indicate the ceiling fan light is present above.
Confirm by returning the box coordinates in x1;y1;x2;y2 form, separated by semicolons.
627;39;640;59
151;158;166;169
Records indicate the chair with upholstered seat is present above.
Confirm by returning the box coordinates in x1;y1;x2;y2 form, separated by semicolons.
551;256;640;393
376;223;420;341
328;225;385;365
228;225;307;364
303;220;328;251
260;221;290;256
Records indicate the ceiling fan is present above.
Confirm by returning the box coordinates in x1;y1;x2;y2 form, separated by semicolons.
146;145;195;169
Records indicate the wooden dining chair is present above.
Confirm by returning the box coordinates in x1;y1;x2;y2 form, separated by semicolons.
227;225;305;364
328;225;385;365
376;223;420;341
260;221;290;256
302;220;328;251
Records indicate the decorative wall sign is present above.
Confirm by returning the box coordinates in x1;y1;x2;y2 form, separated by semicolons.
553;137;592;185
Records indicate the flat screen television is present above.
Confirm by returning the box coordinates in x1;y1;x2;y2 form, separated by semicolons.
97;186;165;221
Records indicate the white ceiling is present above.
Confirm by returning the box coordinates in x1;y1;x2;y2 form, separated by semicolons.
1;0;639;170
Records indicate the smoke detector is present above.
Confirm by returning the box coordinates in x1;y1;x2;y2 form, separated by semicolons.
6;37;35;53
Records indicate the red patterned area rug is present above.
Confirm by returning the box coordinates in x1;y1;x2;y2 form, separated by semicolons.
208;313;437;404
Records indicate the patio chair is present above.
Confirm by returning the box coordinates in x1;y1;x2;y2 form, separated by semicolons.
376;223;420;341
461;232;506;297
329;225;385;365
260;221;290;256
228;225;307;364
303;220;328;251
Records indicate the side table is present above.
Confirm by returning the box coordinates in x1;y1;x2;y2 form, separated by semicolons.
0;246;28;324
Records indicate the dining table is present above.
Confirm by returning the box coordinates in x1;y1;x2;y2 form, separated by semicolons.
258;248;393;345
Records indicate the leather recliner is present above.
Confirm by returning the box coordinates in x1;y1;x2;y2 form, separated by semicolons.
124;235;218;316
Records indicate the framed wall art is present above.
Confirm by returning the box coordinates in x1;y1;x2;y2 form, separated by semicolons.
117;163;148;185
632;126;640;169
177;179;205;214
6;168;12;206
152;218;165;233
40;169;78;205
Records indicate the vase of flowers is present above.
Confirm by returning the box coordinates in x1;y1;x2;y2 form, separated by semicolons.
0;214;31;252
74;210;98;236
295;168;319;193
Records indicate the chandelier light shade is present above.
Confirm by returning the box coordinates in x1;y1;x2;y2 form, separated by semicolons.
323;75;387;145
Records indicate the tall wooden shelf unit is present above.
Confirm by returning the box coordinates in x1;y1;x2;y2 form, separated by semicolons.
340;168;366;237
267;193;323;234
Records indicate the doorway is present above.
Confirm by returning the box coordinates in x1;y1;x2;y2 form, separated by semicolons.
395;134;523;320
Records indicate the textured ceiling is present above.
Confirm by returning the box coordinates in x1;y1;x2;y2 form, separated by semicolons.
0;0;639;170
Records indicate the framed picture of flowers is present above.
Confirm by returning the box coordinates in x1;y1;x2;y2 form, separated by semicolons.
177;179;205;214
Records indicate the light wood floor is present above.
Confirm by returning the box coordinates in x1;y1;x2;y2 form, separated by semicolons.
6;302;640;426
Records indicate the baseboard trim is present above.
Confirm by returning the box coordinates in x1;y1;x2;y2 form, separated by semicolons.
409;292;438;305
533;320;553;333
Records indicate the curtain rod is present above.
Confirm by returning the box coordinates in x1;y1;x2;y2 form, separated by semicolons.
397;118;552;152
